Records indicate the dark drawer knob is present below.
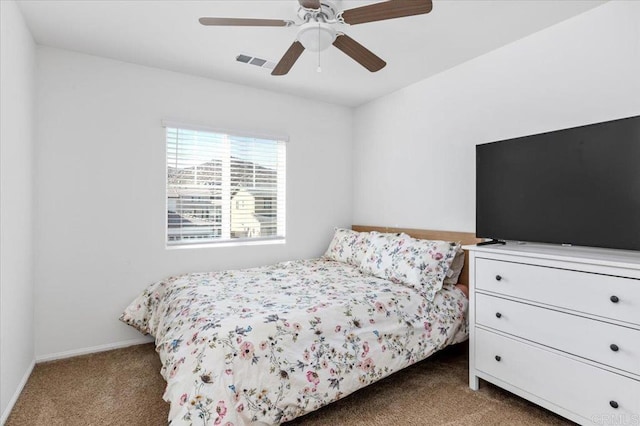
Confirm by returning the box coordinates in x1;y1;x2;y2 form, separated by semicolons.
495;275;503;281
495;355;501;362
495;312;502;318
610;344;619;352
610;295;619;303
610;400;619;409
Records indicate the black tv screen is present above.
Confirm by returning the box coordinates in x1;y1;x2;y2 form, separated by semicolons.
476;115;640;251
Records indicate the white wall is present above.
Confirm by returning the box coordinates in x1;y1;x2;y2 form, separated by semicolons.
353;1;640;232
34;47;353;359
0;0;36;421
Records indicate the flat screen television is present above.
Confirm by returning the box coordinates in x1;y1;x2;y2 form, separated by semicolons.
476;115;640;252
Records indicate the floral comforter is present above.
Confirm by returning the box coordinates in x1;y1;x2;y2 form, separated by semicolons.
121;258;468;425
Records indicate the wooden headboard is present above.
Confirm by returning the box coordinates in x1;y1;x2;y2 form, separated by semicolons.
352;225;482;287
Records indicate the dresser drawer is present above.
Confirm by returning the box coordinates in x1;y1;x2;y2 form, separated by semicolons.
475;328;640;422
476;293;640;375
475;258;640;325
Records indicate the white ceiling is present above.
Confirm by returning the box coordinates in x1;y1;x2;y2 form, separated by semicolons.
16;0;605;107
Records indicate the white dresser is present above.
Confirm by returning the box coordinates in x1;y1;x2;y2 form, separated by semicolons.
465;243;640;425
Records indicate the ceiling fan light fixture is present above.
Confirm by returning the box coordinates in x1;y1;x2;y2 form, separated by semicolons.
297;22;336;52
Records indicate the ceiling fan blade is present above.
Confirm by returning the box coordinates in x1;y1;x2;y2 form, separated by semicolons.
298;0;321;9
272;41;305;76
341;0;433;25
199;17;292;27
333;34;386;72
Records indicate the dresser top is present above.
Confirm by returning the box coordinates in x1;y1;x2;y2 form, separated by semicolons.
463;242;640;270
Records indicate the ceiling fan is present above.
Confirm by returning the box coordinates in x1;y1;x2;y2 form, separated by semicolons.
199;0;433;76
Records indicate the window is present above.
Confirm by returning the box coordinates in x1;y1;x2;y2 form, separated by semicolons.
166;124;286;246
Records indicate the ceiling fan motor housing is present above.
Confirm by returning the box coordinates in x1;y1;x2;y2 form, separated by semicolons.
297;1;338;21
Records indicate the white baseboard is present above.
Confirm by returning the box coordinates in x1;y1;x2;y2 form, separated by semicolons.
1;358;35;425
35;337;153;363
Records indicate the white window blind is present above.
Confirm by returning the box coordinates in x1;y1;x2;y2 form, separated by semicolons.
166;126;286;246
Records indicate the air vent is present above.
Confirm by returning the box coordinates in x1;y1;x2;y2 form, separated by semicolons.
236;54;252;63
236;54;276;70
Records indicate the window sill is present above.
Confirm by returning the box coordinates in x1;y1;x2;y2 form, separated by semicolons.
166;237;286;250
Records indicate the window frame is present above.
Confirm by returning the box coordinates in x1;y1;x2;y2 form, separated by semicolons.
163;121;287;249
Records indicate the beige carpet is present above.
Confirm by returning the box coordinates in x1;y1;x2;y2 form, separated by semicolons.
6;342;572;425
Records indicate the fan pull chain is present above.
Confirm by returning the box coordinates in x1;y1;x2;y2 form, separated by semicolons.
317;23;322;73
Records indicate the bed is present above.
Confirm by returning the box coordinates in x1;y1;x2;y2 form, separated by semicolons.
121;226;481;425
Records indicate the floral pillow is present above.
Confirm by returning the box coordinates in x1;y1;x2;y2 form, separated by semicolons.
323;228;372;266
360;233;460;301
359;232;410;279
